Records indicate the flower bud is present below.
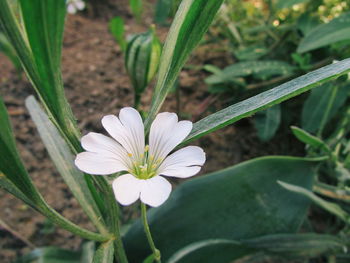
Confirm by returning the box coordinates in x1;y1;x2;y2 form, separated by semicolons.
125;26;162;95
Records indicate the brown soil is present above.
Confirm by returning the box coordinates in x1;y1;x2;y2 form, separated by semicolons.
0;1;304;262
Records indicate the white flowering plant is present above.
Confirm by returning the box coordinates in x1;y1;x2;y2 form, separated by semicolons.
0;0;350;262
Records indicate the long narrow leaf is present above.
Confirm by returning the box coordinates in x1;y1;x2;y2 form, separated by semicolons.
291;126;331;153
0;0;81;151
145;0;224;130
184;58;350;144
278;181;350;223
298;13;350;53
0;33;22;71
167;239;253;263
25;96;108;235
0;173;36;208
244;233;346;257
92;240;115;263
301;82;348;134
0;0;106;220
0;97;108;242
0;96;41;202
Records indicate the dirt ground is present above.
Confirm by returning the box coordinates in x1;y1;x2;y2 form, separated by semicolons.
0;1;304;262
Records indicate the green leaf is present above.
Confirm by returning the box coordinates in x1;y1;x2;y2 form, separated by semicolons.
278;181;350;223
167;239;253;263
167;233;346;263
142;254;155;263
0;97;108;242
92;240;114;263
80;242;96;263
0;32;22;71
109;16;127;52
184;58;350;145
291;126;331;153
335;163;350;184
0;173;36;208
130;0;143;21
205;61;295;85
234;45;268;61
0;0;81;150
297;13;320;36
25;96;109;235
18;0;65;79
203;64;222;75
14;243;97;263
154;0;172;24
14;247;82;263
301;82;349;134
244;233;346;258
0;96;42;203
124;156;319;262
298;13;350;53
0;0;109;230
254;104;281;142
276;0;310;9
145;0;224;130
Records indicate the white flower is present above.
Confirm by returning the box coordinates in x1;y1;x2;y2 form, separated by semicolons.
67;0;85;14
75;107;206;207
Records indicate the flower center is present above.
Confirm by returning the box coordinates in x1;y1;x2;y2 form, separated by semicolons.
128;145;162;180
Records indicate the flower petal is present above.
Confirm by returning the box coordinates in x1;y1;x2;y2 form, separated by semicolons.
113;174;142;206
158;146;206;178
160;166;202;178
119;107;145;155
80;132;132;168
75;152;127;175
101;107;145;161
149;112;192;161
140;176;172;207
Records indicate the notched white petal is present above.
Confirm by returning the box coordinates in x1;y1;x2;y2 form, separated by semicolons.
119;107;145;157
81;132;123;153
160;166;202;178
113;174;142;206
101;109;144;159
140;176;172;207
75;152;127;175
158;146;206;178
81;132;132;168
149;112;193;161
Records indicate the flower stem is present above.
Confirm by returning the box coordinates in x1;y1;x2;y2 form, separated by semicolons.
141;202;161;263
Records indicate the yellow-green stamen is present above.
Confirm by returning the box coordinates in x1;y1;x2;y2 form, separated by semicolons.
128;145;161;180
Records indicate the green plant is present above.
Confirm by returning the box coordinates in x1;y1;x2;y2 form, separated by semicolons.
203;0;350;142
1;0;350;262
